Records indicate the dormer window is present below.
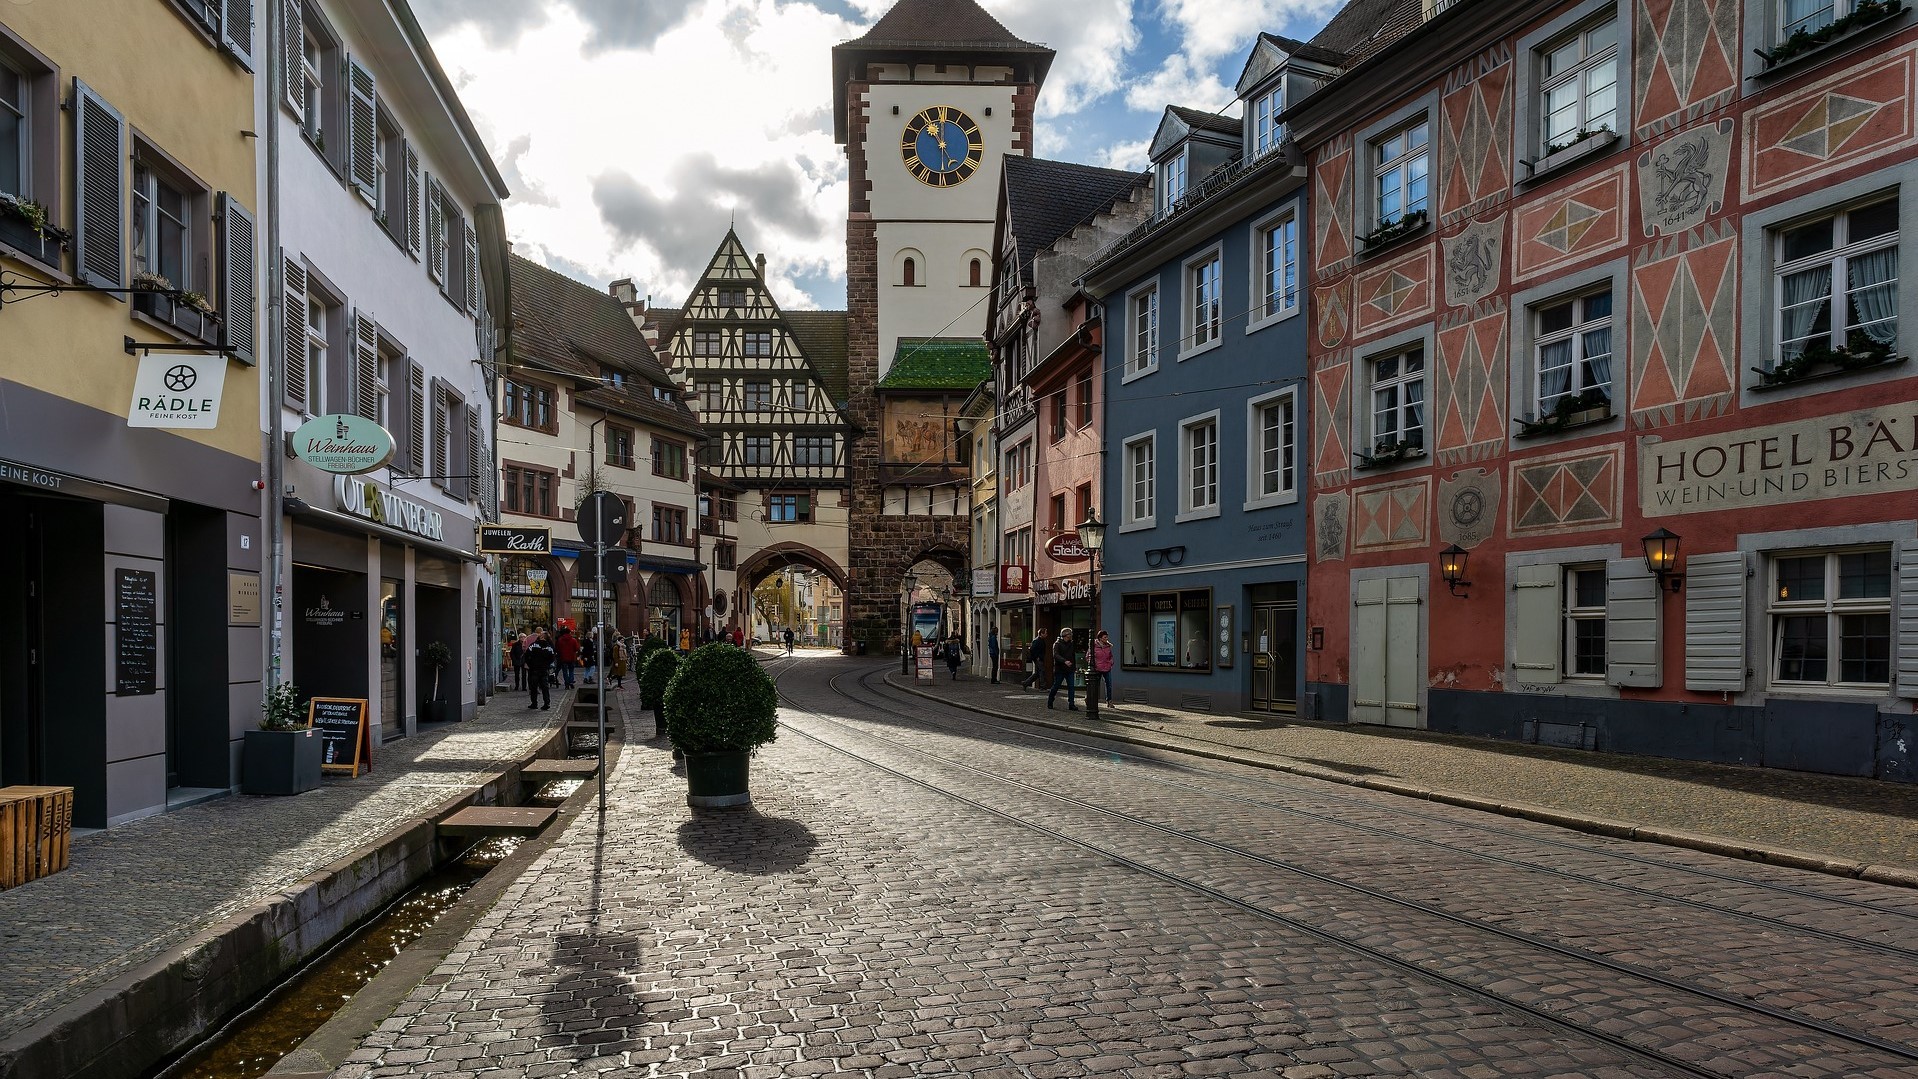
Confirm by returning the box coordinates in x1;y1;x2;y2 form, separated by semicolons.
1157;150;1188;214
1252;85;1285;158
606;369;625;387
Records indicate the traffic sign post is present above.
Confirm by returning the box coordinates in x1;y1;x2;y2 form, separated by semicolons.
577;491;627;816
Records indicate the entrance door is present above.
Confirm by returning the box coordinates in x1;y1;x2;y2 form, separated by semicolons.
1351;575;1421;727
1249;603;1298;713
380;578;403;738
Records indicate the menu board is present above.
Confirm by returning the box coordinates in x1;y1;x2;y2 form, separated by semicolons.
310;697;372;776
115;569;158;696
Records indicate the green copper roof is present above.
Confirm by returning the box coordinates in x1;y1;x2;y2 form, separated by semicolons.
879;338;991;390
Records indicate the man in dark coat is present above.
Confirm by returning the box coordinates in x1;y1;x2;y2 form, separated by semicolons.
1022;629;1048;690
986;625;1000;684
523;632;555;710
1047;628;1077;710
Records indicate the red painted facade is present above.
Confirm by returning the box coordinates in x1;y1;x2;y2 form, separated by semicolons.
1028;297;1103;633
1296;0;1918;777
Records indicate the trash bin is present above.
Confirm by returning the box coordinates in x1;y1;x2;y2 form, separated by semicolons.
855;640;868;656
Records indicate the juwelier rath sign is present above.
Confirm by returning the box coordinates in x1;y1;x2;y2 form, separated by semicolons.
127;354;226;429
479;525;551;555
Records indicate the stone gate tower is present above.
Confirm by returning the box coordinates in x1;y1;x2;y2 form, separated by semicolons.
832;0;1053;650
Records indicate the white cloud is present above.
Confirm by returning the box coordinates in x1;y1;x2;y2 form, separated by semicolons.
1158;0;1343;62
992;0;1142;116
1123;52;1236;114
1093;137;1152;171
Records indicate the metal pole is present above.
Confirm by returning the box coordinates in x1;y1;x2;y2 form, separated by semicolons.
263;0;286;694
595;498;607;816
1085;553;1101;721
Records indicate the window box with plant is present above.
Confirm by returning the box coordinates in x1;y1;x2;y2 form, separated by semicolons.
1353;439;1427;470
1526;127;1617;182
1357;209;1428;255
130;272;218;342
1753;332;1901;389
0;192;72;263
242;683;323;796
1516;388;1613;437
1760;0;1908;73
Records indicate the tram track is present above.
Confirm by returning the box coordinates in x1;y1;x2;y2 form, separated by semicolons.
757;655;1918;1078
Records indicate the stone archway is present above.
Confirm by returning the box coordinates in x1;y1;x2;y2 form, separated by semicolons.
737;541;849;593
739;542;849;649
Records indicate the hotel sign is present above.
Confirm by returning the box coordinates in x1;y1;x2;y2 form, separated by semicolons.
335;475;446;541
1640;406;1918;516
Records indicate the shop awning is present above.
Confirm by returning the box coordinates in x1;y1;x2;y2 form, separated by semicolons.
637;554;703;574
282;497;482;563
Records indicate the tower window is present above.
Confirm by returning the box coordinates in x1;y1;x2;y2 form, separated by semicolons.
902;257;917;287
969;259;982;287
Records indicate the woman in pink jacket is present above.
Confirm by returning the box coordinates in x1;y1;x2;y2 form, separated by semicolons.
1091;630;1115;702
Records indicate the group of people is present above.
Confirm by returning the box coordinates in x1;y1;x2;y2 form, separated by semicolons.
1017;626;1114;711
507;625;635;711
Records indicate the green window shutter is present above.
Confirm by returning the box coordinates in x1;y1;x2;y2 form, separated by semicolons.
221;0;255;70
217;194;257;365
282;255;308;411
1898;540;1918;698
1605;558;1662;688
1512;563;1562;686
352;311;380;420
347;56;377;199
71;79;124;290
1685;551;1747;692
1350;576;1387;724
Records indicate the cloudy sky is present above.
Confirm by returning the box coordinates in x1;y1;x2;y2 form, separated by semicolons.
413;0;1339;311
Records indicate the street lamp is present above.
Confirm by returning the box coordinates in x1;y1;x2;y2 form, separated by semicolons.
1642;527;1684;592
1438;544;1471;598
1076;507;1107;720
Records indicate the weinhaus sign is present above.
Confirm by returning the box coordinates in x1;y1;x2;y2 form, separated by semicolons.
293;414;395;475
335;475;446;541
1640;406;1918;516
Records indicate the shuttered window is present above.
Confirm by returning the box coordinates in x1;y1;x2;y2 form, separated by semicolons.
1511;563;1562;685
431;381;451;488
1604;558;1662;687
217;194;256;364
220;0;255;69
282;254;308;410
463;408;482;503
346;55;376;199
1898;540;1918;698
407;359;426;474
424;175;444;282
1767;547;1893;688
1684;551;1747;691
352;310;379;420
402;142;421;257
71;79;124;289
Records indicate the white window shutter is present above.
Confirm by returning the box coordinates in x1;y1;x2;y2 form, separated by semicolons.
464;223;481;315
1605;558;1663;688
283;255;308;411
464;408;482;503
1685;551;1747;692
1350;577;1387;723
403;140;421;257
347;55;377;199
425;177;445;283
217;194;257;365
1898;540;1918;698
432;380;451;486
221;0;255;70
71;79;125;290
281;0;304;115
352;310;379;420
1512;563;1562;685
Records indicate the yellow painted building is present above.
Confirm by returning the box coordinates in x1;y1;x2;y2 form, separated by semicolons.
0;0;263;826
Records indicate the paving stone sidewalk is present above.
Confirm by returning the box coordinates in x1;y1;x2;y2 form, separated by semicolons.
0;684;581;1042
891;665;1918;878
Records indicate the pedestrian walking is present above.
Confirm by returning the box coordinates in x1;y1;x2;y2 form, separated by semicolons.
987;625;1000;684
943;633;965;680
611;637;628;688
1047;628;1077;710
509;634;525;690
784;627;796;654
1022;629;1048;690
1091;629;1114;704
581;630;600;684
523;631;554;710
556;627;579;688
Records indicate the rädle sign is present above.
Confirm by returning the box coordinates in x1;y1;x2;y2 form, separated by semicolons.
1639;405;1918;516
127;353;225;429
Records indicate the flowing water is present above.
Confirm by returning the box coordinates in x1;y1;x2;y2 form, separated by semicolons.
155;837;524;1079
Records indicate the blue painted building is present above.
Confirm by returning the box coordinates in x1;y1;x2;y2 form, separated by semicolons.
1080;35;1331;715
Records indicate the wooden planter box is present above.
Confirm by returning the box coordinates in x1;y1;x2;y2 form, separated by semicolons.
0;786;75;890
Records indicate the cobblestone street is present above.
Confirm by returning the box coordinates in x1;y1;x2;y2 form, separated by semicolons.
332;654;1918;1078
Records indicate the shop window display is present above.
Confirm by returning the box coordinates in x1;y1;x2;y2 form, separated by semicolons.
1119;589;1212;671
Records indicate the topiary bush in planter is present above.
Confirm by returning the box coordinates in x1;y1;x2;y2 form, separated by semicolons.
639;647;681;739
662;643;778;807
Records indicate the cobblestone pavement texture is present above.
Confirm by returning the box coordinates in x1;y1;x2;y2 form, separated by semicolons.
895;662;1918;877
0;687;568;1040
330;654;1918;1078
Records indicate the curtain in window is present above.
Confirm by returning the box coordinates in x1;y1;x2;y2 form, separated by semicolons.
1848;248;1899;345
1582;327;1612;400
1781;0;1834;33
1538;340;1574;404
1779;265;1831;358
1404;380;1426;447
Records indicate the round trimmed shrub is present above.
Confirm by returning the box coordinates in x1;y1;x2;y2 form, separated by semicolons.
638;635;670;661
638;647;681;711
663;643;778;754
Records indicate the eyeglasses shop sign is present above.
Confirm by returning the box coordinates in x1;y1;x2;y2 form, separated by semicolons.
127;354;226;429
335;475;445;541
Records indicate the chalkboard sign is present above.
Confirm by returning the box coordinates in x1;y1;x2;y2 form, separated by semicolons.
310;697;372;776
115;569;158;696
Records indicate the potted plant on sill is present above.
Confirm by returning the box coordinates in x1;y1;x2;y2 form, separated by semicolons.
663;642;777;808
639;647;682;740
0;193;70;260
1754;333;1896;387
1354;439;1425;469
1357;209;1427;254
421;641;454;723
1517;388;1612;436
242;683;323;796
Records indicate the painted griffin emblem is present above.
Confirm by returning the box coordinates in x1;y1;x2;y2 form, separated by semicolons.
1654;137;1713;224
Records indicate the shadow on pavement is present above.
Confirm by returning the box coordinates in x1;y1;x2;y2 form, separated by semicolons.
676;812;818;875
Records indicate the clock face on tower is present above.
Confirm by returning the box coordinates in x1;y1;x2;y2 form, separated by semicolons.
901;106;984;187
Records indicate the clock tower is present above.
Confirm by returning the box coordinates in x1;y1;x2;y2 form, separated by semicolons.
833;0;1053;652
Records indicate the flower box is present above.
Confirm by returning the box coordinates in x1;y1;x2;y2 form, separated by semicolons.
1357;210;1428;256
1352;442;1427;471
1515;401;1613;438
0;211;64;265
1524;130;1618;183
1760;0;1908;74
1751;344;1903;390
133;290;213;342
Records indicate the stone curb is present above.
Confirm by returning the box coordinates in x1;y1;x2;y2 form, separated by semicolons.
0;703;576;1079
882;673;1914;890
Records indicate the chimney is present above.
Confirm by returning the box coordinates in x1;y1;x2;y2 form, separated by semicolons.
756;254;767;277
